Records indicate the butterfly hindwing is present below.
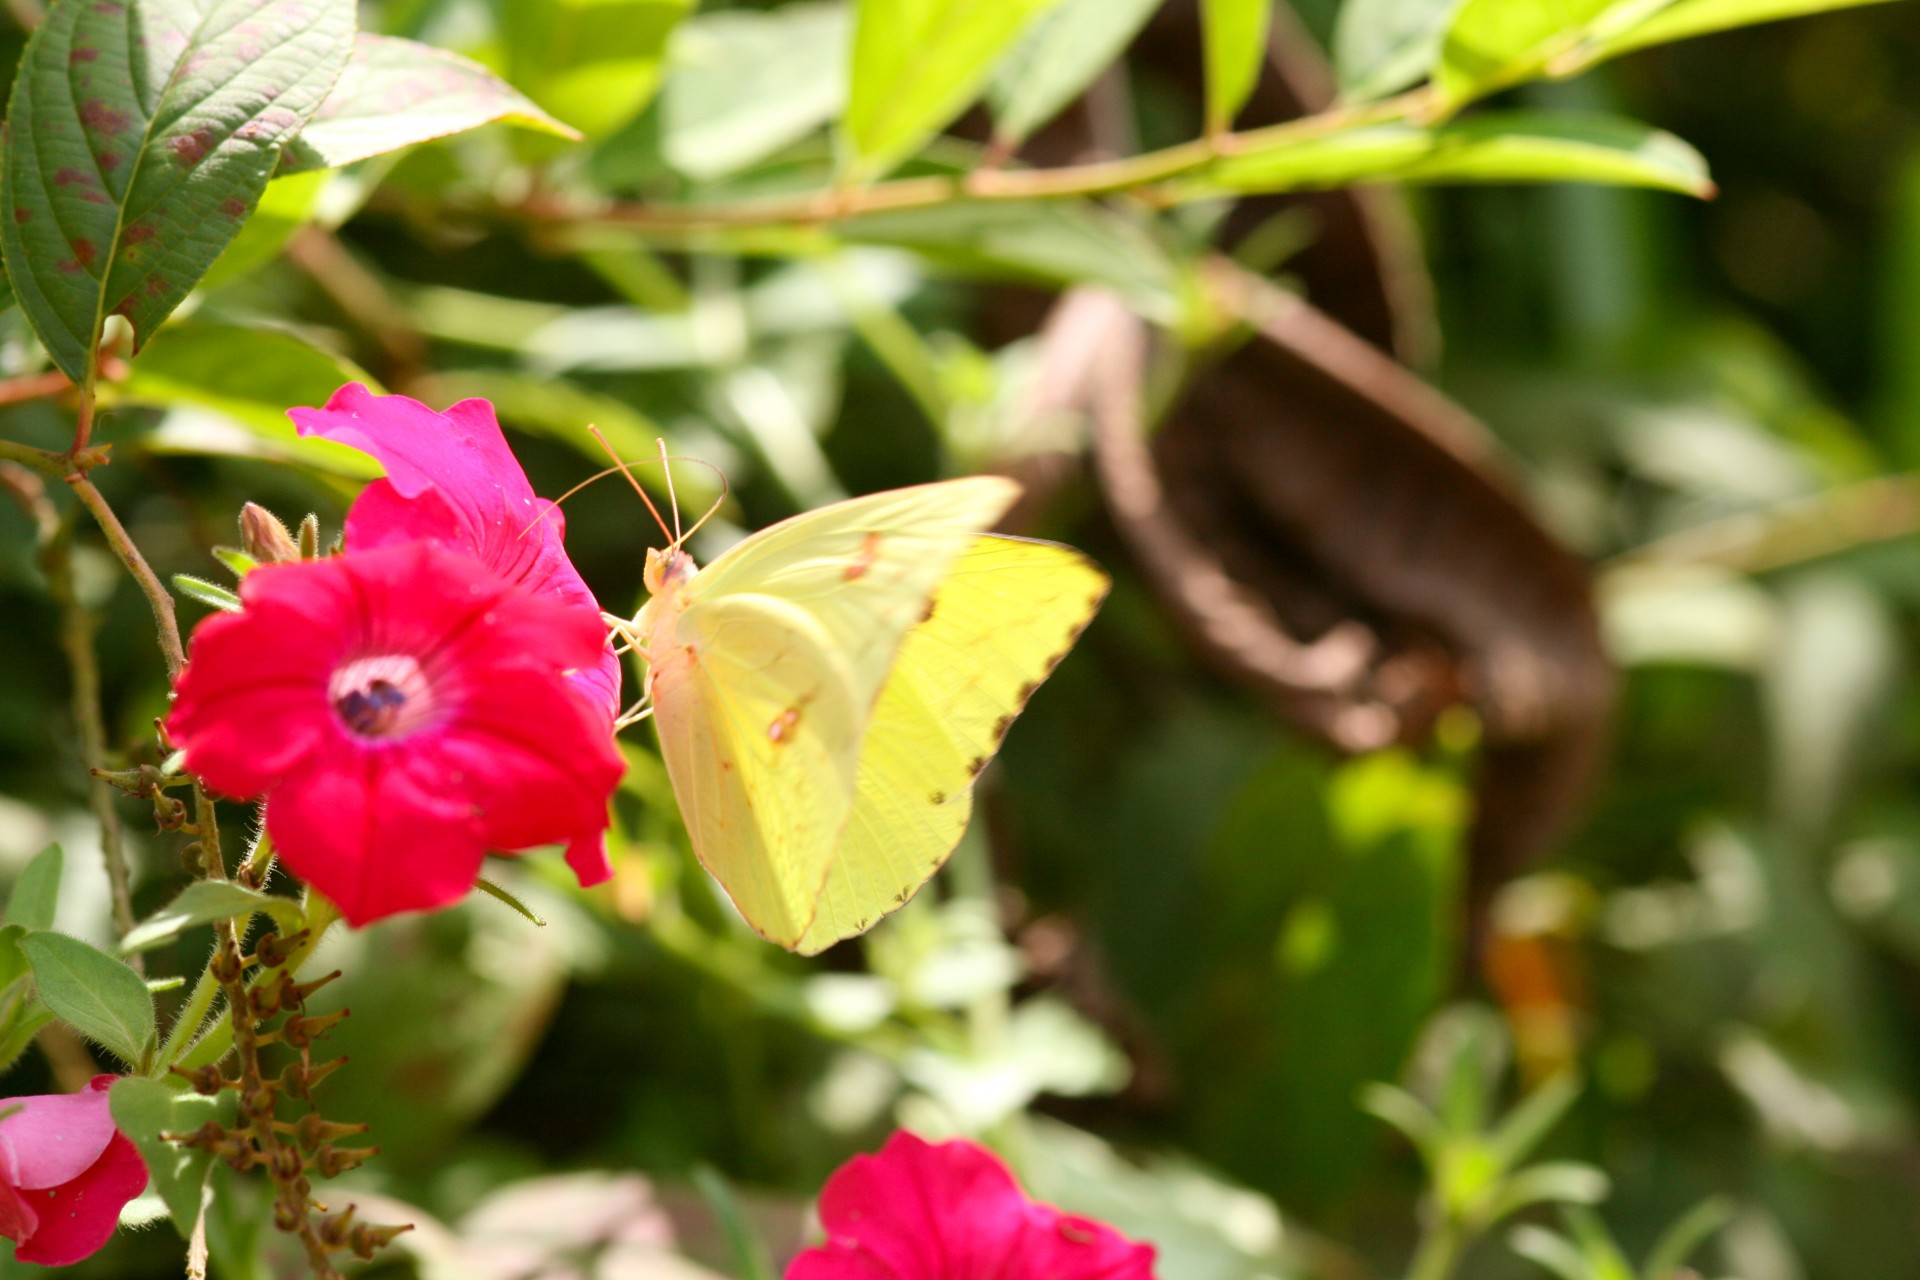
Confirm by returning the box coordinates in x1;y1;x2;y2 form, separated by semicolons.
796;535;1111;954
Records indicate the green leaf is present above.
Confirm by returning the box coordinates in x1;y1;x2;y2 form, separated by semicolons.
1434;0;1640;104
199;171;329;290
1193;112;1714;198
1201;0;1273;134
987;0;1161;146
660;2;849;182
0;0;357;382
1489;1070;1584;1168
1644;1196;1736;1280
109;1077;233;1239
837;200;1182;319
1584;0;1902;61
843;0;1066;181
406;369;666;471
1510;1224;1594;1280
0;999;56;1078
282;33;580;173
121;880;300;955
110;319;382;478
474;877;547;927
500;0;693;142
22;931;155;1066
172;574;242;614
5;845;62;932
1488;1161;1611;1220
1334;0;1463;101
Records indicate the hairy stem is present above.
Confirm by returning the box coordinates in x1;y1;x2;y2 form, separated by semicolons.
198;787;341;1280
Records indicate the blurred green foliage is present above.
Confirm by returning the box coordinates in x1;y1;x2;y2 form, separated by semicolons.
0;0;1918;1278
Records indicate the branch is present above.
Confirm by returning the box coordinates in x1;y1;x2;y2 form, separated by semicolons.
66;471;185;679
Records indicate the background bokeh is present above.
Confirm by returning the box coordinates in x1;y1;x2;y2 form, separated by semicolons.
2;1;1919;1277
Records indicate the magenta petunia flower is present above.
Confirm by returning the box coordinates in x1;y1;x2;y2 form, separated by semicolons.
167;541;626;927
787;1132;1158;1280
0;1076;147;1267
288;383;622;727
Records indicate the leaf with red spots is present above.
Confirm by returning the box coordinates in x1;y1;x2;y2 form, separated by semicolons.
280;33;580;174
0;0;356;383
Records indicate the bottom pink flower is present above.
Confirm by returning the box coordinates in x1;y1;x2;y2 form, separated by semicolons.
788;1131;1157;1280
0;1076;147;1266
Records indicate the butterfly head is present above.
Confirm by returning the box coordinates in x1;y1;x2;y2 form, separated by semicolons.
644;545;698;597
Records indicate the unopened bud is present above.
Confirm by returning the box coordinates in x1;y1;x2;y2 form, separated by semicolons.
295;1113;369;1152
238;503;300;564
280;1054;347;1101
314;1143;378;1177
283;1008;349;1050
347;1219;410;1259
255;930;309;969
298;513;321;561
317;1205;356;1247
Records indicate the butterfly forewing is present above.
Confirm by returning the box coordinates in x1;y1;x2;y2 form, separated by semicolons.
647;477;1024;948
796;535;1110;954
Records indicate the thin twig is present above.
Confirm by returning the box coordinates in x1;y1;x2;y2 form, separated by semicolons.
0;466;139;950
66;471;185;679
554;91;1424;234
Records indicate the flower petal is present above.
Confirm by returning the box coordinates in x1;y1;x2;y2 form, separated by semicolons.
290;384;620;719
265;749;489;928
0;1077;119;1191
789;1133;1158;1280
12;1132;146;1267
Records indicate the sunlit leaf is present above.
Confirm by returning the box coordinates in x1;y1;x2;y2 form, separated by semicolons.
661;3;848;182
282;33;580;173
500;0;692;141
4;844;62;932
121;880;300;954
1587;0;1901;60
987;0;1161;146
112;319;382;478
1201;0;1273;134
844;0;1066;181
1193;113;1713;198
23;931;155;1066
1334;0;1463;101
0;0;356;381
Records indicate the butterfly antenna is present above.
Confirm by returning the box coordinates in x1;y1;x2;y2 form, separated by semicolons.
677;459;732;543
658;438;684;547
588;424;675;547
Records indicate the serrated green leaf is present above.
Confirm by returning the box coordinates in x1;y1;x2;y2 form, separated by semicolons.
23;931;155;1066
199;170;328;290
1201;0;1273;134
110;1077;232;1239
122;880;299;955
282;33;579;173
5;845;62;931
987;0;1161;146
0;0;357;382
172;574;242;614
1191;112;1713;198
660;2;848;182
1334;0;1463;101
844;0;1066;181
109;319;382;478
501;0;692;142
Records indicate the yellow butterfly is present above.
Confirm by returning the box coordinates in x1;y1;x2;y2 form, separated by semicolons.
613;473;1108;954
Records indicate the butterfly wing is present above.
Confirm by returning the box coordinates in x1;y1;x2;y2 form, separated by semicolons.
796;534;1110;955
650;477;1024;947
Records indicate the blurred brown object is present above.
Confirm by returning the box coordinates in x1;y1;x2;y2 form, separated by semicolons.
998;2;1614;937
